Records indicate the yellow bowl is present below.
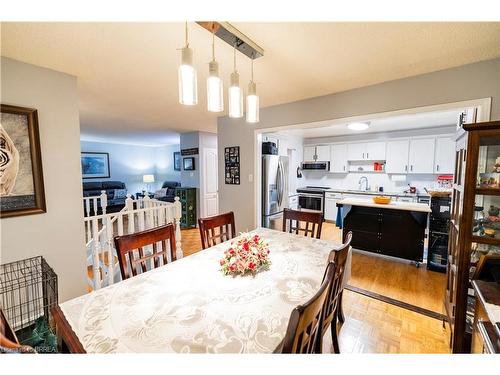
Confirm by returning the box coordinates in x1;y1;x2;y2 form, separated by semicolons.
373;196;391;204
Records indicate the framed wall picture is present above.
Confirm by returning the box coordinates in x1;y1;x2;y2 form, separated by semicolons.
183;157;195;171
173;151;181;171
81;152;110;179
0;104;46;218
224;146;240;185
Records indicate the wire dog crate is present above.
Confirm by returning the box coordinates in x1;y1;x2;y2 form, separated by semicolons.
0;256;58;353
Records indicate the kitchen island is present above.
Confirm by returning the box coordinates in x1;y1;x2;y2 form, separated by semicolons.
337;198;431;264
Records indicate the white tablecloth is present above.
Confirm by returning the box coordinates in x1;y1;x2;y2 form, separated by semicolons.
60;227;351;353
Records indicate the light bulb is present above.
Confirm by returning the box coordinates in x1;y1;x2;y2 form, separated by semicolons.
246;81;259;123
207;61;223;112
178;47;198;105
228;71;243;118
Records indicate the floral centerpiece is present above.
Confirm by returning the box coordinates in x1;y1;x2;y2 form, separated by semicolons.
219;234;271;275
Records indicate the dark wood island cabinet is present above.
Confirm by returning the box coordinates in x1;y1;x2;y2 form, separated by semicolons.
337;198;431;264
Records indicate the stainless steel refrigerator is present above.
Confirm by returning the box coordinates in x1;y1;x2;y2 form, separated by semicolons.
262;155;289;230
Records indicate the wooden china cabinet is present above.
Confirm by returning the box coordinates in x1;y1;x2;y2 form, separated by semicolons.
446;120;500;353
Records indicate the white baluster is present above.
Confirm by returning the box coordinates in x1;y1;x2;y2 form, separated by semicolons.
105;214;114;286
92;197;98;216
144;194;153;229
126;194;134;234
85;198;90;217
117;212;124;236
174;197;183;259
100;190;108;215
91;218;101;290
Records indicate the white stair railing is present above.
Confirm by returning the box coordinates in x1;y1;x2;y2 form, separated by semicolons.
83;193;182;291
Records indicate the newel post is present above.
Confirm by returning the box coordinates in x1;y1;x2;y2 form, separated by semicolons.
100;190;108;215
174;196;183;259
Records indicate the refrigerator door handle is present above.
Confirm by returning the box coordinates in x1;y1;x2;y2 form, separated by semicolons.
278;161;284;209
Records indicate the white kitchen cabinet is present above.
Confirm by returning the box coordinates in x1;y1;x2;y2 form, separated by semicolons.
347;143;366;161
324;192;343;222
303;145;330;162
408;138;435;174
330;144;348;173
289;195;299;210
434;136;455;174
303;146;316;162
365;142;386;160
315;145;330;161
385;139;410;174
347;142;386;161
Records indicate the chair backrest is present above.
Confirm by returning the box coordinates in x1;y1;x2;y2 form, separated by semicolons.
279;261;336;353
114;223;176;280
282;208;323;239
319;232;353;340
198;211;236;249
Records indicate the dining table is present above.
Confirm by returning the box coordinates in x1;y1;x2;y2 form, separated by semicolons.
58;227;351;353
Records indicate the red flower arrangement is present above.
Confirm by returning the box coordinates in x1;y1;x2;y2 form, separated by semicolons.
219;234;271;275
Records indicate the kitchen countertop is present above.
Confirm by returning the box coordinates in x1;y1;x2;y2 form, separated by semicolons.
326;189;428;198
337;197;432;213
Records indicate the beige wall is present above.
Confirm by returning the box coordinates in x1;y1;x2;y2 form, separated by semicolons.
1;57;87;302
218;58;500;231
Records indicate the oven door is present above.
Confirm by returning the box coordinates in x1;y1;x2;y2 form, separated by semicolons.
298;194;323;213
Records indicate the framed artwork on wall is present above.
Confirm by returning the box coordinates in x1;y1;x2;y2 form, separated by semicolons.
183;157;195;171
173;151;181;171
0;104;46;218
224;146;240;185
81;152;110;179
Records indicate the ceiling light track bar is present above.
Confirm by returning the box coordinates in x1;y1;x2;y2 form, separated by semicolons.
196;21;264;59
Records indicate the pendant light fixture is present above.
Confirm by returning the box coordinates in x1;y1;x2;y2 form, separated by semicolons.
207;27;223;112
228;43;243;118
178;22;198;106
246;57;259;123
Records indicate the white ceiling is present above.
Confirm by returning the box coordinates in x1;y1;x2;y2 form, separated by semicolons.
274;109;462;139
1;22;500;145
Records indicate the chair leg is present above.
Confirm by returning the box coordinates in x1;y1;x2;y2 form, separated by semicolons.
337;290;345;324
330;318;340;354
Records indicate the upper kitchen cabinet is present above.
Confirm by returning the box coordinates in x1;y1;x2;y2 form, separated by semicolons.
303;145;316;162
386;139;410;173
315;145;330;161
365;141;386;160
434;136;456;174
303;145;330;162
347;143;366;161
347;141;386;161
330;144;348;173
408;138;436;174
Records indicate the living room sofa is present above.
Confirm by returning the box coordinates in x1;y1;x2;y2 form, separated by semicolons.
82;180;127;214
157;181;181;203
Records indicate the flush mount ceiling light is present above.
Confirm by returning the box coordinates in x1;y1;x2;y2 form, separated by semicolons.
347;122;370;131
178;22;198;106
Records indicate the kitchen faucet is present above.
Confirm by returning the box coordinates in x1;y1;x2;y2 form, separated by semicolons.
358;176;370;191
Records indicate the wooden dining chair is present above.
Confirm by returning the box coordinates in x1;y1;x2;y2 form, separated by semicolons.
198;211;236;249
277;261;336;354
114;223;176;280
316;231;352;354
282;208;324;239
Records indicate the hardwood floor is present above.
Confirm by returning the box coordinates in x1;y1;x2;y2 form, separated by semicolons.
180;224;450;353
318;221;447;314
329;290;449;353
